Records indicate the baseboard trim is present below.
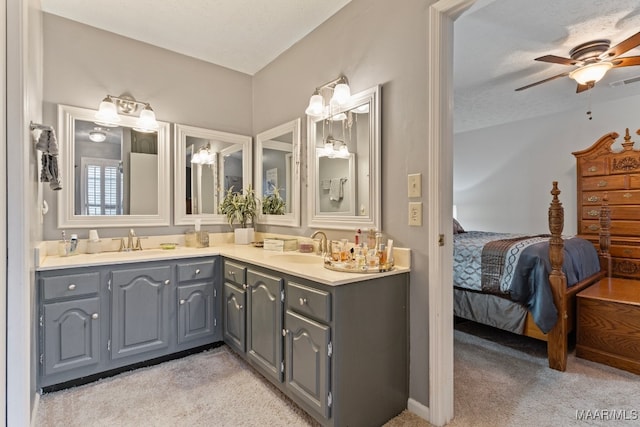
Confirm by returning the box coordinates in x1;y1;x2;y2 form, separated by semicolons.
31;393;40;427
407;398;430;422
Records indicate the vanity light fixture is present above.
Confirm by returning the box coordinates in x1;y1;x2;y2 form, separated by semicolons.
191;144;216;165
88;127;107;143
95;94;160;133
320;137;350;159
305;75;351;118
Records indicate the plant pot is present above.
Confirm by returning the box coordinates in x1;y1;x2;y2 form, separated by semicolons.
234;227;255;245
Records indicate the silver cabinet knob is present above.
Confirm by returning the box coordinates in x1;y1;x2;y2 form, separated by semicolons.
238;305;243;310
68;284;76;290
299;297;307;306
242;283;247;290
282;329;288;337
179;299;186;305
195;269;200;275
164;279;170;285
91;313;99;319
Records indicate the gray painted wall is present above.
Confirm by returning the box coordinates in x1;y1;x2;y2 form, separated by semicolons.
454;93;640;235
42;0;434;408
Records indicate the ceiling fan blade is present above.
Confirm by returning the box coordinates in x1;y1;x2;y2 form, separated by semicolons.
611;56;640;68
600;31;640;59
535;55;581;66
515;71;570;91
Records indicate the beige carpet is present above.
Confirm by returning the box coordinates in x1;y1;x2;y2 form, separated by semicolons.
36;326;640;427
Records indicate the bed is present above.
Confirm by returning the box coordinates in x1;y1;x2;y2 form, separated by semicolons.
453;182;608;371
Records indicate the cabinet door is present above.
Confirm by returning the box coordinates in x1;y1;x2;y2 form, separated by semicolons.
223;282;246;352
177;282;215;344
43;297;100;376
111;265;171;359
246;269;284;382
285;310;331;420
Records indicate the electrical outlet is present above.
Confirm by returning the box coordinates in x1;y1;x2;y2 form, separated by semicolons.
408;202;422;226
408;173;421;198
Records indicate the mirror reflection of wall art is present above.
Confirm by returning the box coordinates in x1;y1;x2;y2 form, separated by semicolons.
266;168;278;194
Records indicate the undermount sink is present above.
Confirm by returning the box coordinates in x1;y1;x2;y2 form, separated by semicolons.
268;253;322;265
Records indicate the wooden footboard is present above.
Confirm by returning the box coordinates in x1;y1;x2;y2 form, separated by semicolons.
543;182;607;371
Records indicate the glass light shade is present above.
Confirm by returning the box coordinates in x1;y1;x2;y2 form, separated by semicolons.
336;143;350;158
88;129;107;143
569;62;613;85
331;83;351;105
305;94;324;116
134;105;159;133
329;112;347;121
95;97;121;125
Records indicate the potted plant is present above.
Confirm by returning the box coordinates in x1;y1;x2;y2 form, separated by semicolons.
262;187;286;215
219;185;258;244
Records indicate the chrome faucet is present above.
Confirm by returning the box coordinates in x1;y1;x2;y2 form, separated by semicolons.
310;231;328;257
127;229;136;251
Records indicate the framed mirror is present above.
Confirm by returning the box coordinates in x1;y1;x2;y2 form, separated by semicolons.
307;85;380;230
57;104;171;228
255;118;301;227
174;124;252;225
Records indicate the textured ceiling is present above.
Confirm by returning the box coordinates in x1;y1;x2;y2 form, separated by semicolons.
455;0;640;133
41;0;640;133
41;0;352;75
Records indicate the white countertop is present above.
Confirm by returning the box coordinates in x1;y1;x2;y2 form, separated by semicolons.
36;243;410;286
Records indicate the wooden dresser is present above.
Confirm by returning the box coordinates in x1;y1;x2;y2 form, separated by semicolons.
573;129;640;279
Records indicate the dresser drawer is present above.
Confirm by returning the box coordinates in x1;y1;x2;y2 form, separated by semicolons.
609;244;640;259
582;175;627;191
611;257;640;279
287;281;331;323
579;159;607;177
41;272;100;301
177;259;215;282
582;205;640;221
224;261;246;285
581;220;640;236
582;190;640;205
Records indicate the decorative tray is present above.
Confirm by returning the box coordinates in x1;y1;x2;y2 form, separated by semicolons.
323;262;394;274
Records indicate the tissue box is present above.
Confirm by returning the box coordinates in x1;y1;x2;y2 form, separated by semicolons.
263;238;298;252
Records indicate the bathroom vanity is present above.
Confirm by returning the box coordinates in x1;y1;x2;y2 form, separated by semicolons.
36;244;409;426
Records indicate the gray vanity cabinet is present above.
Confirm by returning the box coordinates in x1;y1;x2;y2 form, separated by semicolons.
110;265;172;359
40;271;101;377
176;260;218;345
246;269;284;383
223;261;247;352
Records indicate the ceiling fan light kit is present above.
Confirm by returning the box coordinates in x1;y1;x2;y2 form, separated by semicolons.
515;31;640;93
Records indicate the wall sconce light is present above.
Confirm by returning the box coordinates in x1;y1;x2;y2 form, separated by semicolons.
95;94;160;133
191;144;216;165
305;75;351;118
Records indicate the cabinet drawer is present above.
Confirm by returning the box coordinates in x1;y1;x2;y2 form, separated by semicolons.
582;205;640;221
224;261;246;285
611;257;640;279
177;259;215;282
580;159;607;177
609;245;640;259
582;175;627;191
42;272;100;301
287;282;331;323
581;220;640;236
582;190;640;205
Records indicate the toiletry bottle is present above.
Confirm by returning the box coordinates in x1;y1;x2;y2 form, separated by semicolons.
367;228;377;250
354;228;361;245
69;234;78;255
378;243;387;271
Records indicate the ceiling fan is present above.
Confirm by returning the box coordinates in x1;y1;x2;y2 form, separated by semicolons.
515;31;640;93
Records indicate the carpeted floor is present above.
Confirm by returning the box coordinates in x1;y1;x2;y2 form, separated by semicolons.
35;324;640;427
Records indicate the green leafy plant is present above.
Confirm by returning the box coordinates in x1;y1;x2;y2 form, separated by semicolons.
262;187;286;215
219;185;258;228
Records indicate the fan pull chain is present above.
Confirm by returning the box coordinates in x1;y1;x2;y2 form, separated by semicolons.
586;91;593;121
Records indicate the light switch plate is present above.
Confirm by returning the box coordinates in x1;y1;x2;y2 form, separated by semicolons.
409;202;422;226
408;173;421;198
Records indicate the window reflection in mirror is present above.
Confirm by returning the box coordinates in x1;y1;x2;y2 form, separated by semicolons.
307;86;380;230
57;104;170;228
255;118;301;227
174;124;252;226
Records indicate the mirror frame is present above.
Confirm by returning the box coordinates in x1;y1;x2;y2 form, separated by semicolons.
174;124;252;225
255;118;301;227
306;85;381;230
57;104;171;228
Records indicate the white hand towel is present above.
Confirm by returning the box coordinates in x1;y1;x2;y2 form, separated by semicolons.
329;178;343;201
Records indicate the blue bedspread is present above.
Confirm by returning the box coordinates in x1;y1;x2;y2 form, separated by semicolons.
454;231;601;333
